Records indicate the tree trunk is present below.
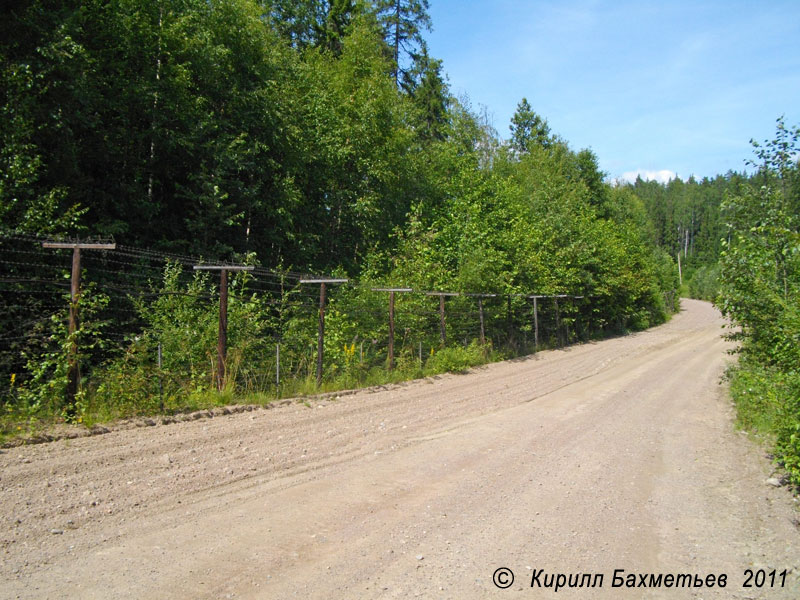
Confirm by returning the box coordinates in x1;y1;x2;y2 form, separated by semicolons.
394;0;400;87
147;5;163;204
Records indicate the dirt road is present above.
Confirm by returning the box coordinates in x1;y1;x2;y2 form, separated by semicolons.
1;299;798;599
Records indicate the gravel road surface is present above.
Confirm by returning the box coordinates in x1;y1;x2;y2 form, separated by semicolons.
2;299;798;599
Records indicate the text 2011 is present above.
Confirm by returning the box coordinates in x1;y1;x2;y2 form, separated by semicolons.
742;569;787;588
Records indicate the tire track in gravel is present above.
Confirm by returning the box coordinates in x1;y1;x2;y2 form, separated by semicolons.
2;299;798;599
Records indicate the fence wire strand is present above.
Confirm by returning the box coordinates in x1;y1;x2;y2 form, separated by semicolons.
1;231;591;399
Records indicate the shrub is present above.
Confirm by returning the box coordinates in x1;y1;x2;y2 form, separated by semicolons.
424;341;486;375
728;361;800;485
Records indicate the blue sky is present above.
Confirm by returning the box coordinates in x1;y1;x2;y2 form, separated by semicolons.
426;0;800;183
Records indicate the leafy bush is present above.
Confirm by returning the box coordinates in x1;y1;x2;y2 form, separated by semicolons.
728;362;800;484
719;118;800;485
91;261;276;414
9;283;109;423
424;342;486;375
687;263;720;301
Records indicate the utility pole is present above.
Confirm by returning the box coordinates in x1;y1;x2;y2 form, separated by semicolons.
372;288;412;370
300;278;348;387
42;240;116;414
193;265;254;391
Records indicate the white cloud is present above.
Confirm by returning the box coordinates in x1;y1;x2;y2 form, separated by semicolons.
618;169;677;185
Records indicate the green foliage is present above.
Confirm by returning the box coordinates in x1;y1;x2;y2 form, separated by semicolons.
375;0;431;86
622;171;744;273
0;27;87;234
67;261;499;422
263;0;363;53
728;362;800;484
719;159;800;369
687;263;720;301
424;342;486;375
509;97;553;154
8;283;109;424
719;118;800;484
401;43;449;142
2;1;684;439
90;261;276;416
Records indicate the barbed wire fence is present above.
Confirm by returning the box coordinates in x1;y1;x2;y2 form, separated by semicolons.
1;230;589;419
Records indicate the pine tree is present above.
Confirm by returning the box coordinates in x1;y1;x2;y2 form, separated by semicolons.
509;97;552;154
260;0;360;53
375;0;431;87
401;43;448;141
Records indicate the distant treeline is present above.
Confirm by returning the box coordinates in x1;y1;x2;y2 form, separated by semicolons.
617;171;751;300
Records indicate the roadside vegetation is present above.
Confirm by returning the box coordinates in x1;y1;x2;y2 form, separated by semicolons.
1;1;797;482
717;120;800;486
0;0;678;441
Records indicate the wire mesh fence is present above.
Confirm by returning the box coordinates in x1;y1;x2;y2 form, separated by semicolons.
1;231;591;421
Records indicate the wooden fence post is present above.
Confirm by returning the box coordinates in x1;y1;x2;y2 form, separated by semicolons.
372;288;412;370
193;265;254;391
526;295;541;351
424;292;459;347
506;295;512;346
465;293;496;350
439;295;446;345
300;278;348;387
42;240;116;413
554;296;562;347
478;298;485;346
317;282;325;386
158;342;164;412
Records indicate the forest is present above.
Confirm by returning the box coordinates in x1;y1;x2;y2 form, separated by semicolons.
1;1;798;483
